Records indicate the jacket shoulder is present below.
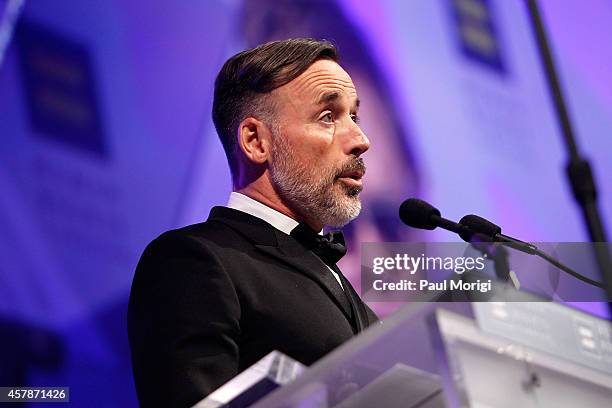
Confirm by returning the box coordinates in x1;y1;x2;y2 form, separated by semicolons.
144;218;243;257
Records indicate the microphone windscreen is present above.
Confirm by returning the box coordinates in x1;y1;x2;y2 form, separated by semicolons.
459;214;502;242
399;198;441;230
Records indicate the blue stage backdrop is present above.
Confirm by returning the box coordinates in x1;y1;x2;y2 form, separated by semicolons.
0;0;610;406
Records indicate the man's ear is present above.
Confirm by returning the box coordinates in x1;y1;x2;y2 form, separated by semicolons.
238;117;272;164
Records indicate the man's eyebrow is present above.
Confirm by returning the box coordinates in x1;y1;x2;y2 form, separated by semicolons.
316;91;361;109
317;91;340;105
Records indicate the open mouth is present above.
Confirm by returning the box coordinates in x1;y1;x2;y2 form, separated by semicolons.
338;169;364;179
337;170;364;188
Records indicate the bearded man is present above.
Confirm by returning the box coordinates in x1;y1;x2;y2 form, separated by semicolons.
128;38;378;408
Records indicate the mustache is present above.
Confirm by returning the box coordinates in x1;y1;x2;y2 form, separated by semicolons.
335;157;366;178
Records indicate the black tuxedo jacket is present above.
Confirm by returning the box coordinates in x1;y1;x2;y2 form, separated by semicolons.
128;206;378;407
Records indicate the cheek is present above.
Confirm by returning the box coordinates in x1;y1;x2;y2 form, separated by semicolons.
280;122;341;173
296;124;335;157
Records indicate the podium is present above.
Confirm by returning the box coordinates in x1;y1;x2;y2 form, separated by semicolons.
195;292;612;407
193;351;305;408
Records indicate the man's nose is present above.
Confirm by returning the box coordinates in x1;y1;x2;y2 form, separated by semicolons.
347;122;370;157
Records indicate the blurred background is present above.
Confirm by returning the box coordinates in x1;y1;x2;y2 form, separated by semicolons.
0;0;610;405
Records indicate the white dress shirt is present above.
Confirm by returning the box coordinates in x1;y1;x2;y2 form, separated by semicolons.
227;192;344;289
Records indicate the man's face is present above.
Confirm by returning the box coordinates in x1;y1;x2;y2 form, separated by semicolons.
268;59;370;228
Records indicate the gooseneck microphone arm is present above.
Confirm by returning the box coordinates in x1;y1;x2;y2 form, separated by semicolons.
430;214;465;235
460;214;604;289
536;250;603;288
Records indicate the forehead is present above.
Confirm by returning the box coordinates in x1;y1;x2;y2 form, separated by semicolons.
280;59;357;102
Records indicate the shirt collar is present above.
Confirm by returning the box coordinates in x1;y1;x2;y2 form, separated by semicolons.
227;192;299;235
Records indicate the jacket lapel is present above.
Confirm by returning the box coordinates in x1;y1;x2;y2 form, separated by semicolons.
208;207;356;327
338;272;367;332
256;231;356;325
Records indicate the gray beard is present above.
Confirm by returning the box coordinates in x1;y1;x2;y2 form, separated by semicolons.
269;133;362;228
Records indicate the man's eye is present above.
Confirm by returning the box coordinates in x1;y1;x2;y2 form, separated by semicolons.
320;112;334;123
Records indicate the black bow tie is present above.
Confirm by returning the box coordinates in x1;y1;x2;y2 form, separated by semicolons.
290;223;347;266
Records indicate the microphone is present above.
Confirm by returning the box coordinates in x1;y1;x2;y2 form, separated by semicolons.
459;214;537;255
398;198;604;289
399;198;467;235
399;198;513;283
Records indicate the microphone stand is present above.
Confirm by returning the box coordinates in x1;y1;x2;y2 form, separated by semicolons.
470;241;513;284
526;0;612;314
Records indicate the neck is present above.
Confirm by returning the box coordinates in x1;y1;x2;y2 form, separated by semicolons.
237;175;323;232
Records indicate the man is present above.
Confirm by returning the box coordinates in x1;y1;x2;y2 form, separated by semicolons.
128;38;378;407
238;0;422;319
